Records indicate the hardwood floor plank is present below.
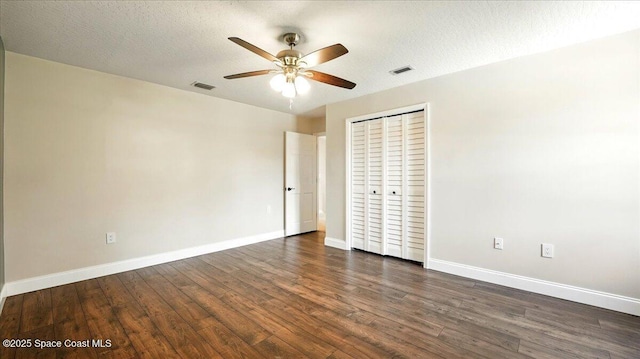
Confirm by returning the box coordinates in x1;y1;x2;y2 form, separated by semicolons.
310;306;444;359
273;327;337;359
438;327;531;359
20;290;53;333
518;339;591;359
219;291;338;359
327;349;358;359
74;279;101;297
188;258;273;304
97;275;136;307
294;274;445;337
168;260;230;298
154;262;260;334
525;307;639;350
118;271;174;317
270;278;361;316
115;271;138;284
197;322;267;359
112;301;181;359
198;252;242;273
51;284;98;359
598;318;640;340
149;310;223;359
137;266;219;331
439;320;521;353
367;317;483;359
179;285;272;346
253;335;310;359
445;306;615;359
15;324;56;359
76;287;137;358
0;295;24;359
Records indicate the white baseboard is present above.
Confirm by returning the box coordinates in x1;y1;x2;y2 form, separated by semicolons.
324;236;348;250
4;230;284;297
428;258;640;316
0;284;7;315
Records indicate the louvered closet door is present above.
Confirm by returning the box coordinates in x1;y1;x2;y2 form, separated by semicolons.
366;119;384;254
385;115;403;258
351;122;366;250
349;108;426;262
405;112;426;262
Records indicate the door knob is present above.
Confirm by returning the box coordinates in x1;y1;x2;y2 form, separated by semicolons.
392;191;396;195
287;187;295;191
373;190;376;194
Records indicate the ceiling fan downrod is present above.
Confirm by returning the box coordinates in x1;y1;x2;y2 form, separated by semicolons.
283;33;300;48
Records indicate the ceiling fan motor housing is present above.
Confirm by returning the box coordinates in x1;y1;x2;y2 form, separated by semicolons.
276;49;303;66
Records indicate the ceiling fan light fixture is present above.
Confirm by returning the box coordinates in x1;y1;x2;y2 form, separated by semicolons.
282;82;296;98
294;76;310;95
270;74;286;91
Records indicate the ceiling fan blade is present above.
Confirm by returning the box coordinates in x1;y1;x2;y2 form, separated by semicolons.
224;70;272;79
306;70;356;89
299;44;348;67
228;37;280;63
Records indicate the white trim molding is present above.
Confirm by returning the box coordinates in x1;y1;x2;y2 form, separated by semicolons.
325;236;349;250
429;258;640;316
4;230;284;297
0;285;7;315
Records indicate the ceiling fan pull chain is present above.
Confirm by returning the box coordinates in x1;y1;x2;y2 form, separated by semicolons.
289;98;293;110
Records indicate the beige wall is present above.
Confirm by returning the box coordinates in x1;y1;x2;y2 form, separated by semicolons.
297;116;326;134
0;37;5;293
4;52;297;282
326;30;640;298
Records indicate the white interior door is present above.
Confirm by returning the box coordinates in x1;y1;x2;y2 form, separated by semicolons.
285;131;317;236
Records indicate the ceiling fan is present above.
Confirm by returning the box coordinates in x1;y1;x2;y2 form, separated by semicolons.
224;33;356;99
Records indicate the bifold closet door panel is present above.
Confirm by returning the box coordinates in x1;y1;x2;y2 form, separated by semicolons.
367;119;384;254
385;115;403;258
351;122;366;250
405;112;426;262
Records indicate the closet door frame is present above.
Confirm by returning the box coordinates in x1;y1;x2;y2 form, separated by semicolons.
345;103;431;268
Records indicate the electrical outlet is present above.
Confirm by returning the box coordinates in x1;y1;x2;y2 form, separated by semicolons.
266;205;272;214
106;232;116;244
494;237;504;250
542;243;554;258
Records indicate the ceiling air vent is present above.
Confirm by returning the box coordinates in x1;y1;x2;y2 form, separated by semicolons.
191;82;215;90
389;66;414;75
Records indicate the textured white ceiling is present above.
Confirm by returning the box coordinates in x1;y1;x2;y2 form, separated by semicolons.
1;1;640;117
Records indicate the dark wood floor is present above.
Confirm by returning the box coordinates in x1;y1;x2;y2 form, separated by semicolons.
1;232;639;359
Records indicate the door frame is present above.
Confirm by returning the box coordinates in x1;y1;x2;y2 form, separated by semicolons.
344;103;431;268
